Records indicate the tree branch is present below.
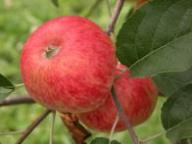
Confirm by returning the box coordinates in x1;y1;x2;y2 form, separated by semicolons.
15;109;52;144
111;87;140;144
106;0;125;35
106;0;140;144
0;96;35;107
60;113;91;144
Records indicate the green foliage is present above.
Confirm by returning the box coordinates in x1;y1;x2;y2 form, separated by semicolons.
1;0;192;143
116;0;192;143
166;117;192;142
154;67;192;97
161;84;192;142
0;73;14;99
116;0;192;77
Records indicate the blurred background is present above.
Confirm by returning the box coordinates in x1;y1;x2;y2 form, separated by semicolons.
0;0;169;143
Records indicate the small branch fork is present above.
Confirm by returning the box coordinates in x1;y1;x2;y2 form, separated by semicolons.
15;109;52;144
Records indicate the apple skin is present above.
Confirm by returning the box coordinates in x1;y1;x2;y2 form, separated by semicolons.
78;66;158;132
21;16;117;113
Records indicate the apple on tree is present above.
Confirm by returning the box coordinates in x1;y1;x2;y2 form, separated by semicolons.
21;15;158;132
78;64;158;132
20;16;117;113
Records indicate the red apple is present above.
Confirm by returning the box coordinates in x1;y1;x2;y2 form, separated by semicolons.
21;16;117;113
78;65;158;132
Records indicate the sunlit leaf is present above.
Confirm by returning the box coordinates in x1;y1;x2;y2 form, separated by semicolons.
0;74;15;99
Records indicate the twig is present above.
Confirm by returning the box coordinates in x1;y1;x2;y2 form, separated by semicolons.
15;109;52;144
109;114;119;143
111;87;140;144
60;113;91;144
15;83;24;88
107;1;139;143
0;96;35;107
141;132;165;144
106;0;125;35
49;111;56;144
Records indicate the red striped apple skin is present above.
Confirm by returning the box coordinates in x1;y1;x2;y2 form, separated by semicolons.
21;16;117;113
78;66;158;132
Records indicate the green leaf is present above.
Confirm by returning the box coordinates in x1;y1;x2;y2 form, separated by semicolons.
154;67;192;97
0;74;15;99
161;84;192;141
116;0;192;77
51;0;59;7
90;137;121;144
166;117;192;142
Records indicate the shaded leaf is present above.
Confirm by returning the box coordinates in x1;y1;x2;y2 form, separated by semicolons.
161;84;192;141
117;0;192;77
154;66;192;97
0;74;14;99
167;117;192;142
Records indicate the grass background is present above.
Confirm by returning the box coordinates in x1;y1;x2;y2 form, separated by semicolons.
0;0;169;143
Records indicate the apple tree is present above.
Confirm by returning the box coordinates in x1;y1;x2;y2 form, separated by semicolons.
0;0;192;143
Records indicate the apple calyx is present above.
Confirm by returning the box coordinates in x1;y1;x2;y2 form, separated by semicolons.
44;45;59;59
